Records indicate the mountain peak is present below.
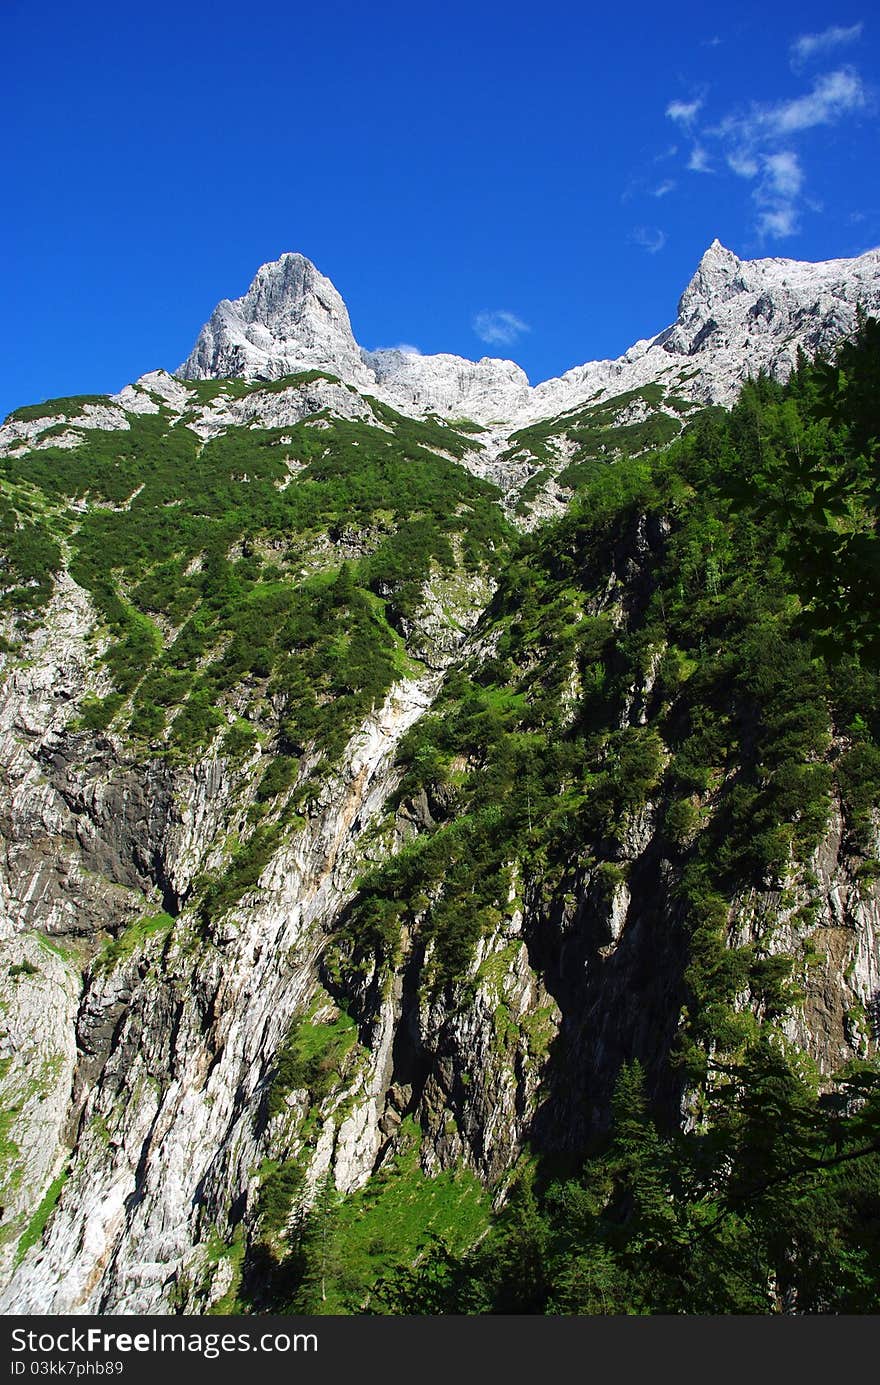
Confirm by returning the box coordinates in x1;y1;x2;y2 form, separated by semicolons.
699;237;739;268
178;252;370;386
675;239;745;326
242;252;331;320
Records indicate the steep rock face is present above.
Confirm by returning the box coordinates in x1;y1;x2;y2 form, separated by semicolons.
0;562;554;1312
0;935;79;1290
179;253;374;390
658;238;880;388
0;583;427;1309
176;243;880;425
1;677;435;1312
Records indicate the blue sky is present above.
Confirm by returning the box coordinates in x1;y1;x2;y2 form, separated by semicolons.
1;0;877;419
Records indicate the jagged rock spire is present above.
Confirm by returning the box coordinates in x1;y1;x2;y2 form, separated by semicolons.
178;251;372;387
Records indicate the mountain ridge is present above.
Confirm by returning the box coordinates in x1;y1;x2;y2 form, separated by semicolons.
177;240;880;425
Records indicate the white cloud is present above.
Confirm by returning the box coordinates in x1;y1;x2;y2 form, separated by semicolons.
687;144;713;173
770;66;866;133
699;67;868;238
631;226;668;254
727;150;759;178
667;98;703;125
472;310;530;346
717;67;867;145
652;53;869;244
763;150;803;198
756;206;799;238
791;23;863;67
751;152;804;241
371;342;422;356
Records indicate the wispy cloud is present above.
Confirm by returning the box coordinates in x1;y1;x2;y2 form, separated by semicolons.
791;22;863;68
666;97;703;125
372;342;422;356
472;310;530;346
751;151;804;238
687;145;713;173
756;206;799;238
642;33;872;244
762;150;803;198
727;149;759;178
768;66;866;133
631;226;668;254
689;65;868;238
716;67;867;144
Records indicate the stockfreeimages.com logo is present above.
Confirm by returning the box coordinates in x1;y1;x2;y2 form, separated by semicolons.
11;1328;317;1363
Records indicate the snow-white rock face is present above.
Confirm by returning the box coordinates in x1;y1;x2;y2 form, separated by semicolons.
0;404;132;455
4;240;878;465
363;348;531;423
178;252;374;391
177;241;880;426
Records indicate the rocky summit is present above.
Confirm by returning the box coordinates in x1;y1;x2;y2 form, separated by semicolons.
1;243;880;1315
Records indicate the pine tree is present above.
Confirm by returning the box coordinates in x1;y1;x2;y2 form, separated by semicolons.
291;1172;343;1313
